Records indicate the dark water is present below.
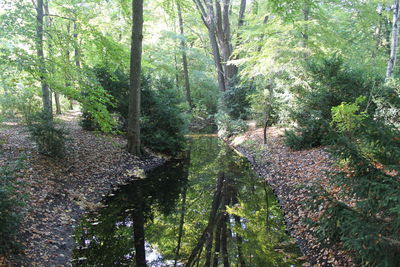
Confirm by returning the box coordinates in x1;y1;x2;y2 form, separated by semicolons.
72;136;302;266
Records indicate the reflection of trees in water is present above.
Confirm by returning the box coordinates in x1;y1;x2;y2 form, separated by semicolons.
73;157;188;266
73;137;301;266
185;171;248;267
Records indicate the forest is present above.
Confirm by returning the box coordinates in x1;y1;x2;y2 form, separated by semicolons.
0;0;400;266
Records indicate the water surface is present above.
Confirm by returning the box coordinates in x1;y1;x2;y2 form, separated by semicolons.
73;136;302;266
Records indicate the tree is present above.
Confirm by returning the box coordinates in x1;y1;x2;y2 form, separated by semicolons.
193;0;247;92
386;0;400;80
127;0;144;156
177;2;193;109
36;0;52;121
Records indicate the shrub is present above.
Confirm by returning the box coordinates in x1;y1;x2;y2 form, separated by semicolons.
374;79;400;129
28;113;68;158
308;98;400;266
221;80;253;120
284;56;379;150
0;158;25;255
215;111;247;138
141;77;188;154
83;67;188;154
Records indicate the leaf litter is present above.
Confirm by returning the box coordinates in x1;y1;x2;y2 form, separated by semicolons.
0;111;163;266
230;126;354;267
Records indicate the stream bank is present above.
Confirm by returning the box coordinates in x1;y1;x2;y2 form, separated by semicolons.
1;111;165;266
228;126;354;267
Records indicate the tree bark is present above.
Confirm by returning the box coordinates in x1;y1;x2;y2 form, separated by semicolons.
301;3;310;48
73;22;81;68
44;2;61;115
54;93;61;114
127;0;144;156
386;0;400;80
177;3;193;109
36;0;52;121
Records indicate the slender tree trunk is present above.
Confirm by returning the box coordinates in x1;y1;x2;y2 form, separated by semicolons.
208;26;226;92
127;0;144;156
301;4;310;48
193;0;226;92
263;85;273;145
73;22;81;68
36;0;52;121
177;3;193;109
65;23;74;110
386;0;400;80
54;93;61;114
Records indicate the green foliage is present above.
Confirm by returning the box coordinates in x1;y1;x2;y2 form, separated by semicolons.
0;76;42;122
215;111;247;138
81;67;128;131
221;81;252;120
28;113;68;158
141;76;188;154
189;103;217;133
331;96;368;134
374;79;400;129
284;56;378;150
78;69;117;133
308;97;400;266
0;158;25;255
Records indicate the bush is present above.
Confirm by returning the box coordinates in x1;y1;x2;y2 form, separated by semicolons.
308;98;400;266
284;56;379;150
215;111;247;138
221;80;253;120
0;158;25;255
28;113;68;158
141;77;188;154
374;79;400;129
83;67;188;154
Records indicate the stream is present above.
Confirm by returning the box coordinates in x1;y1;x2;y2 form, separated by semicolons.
72;136;302;266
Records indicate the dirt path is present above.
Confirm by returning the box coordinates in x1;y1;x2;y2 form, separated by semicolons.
0;111;163;266
230;127;354;267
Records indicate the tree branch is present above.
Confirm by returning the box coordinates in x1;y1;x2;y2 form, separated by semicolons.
43;13;75;21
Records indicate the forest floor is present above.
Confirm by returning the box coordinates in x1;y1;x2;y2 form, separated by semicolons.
230;126;354;267
0;111;164;266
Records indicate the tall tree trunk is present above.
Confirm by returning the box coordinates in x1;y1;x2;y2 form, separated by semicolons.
208;25;226;92
54;93;61;114
177;3;193;109
65;22;74;110
386;0;400;80
301;3;310;48
36;0;52;121
44;2;61;115
127;0;144;156
73;22;81;68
